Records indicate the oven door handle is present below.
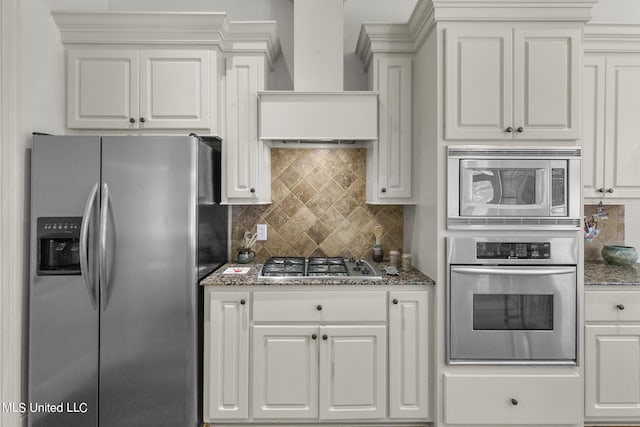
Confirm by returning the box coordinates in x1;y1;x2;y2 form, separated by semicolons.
451;266;575;276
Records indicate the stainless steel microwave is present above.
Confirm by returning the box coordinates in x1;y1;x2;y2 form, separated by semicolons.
447;146;581;230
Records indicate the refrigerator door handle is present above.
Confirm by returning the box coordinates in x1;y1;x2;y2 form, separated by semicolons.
99;182;110;311
80;182;99;309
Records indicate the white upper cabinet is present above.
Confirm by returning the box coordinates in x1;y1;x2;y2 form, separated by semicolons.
445;25;580;141
139;50;210;129
55;12;281;140
583;25;640;200
367;55;414;204
67;48;211;130
604;56;640;199
67;49;139;130
356;26;416;205
223;55;271;204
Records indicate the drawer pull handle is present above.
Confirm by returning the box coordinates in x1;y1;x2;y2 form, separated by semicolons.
311;334;317;340
617;304;625;310
392;298;399;305
510;398;518;406
240;299;246;305
322;334;328;341
316;305;323;311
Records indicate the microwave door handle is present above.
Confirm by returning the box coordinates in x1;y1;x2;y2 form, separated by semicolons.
99;182;109;311
451;266;575;276
80;182;99;309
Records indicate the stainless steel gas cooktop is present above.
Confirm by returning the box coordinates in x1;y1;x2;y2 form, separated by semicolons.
258;256;382;281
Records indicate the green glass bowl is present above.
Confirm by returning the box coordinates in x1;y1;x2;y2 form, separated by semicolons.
601;245;638;265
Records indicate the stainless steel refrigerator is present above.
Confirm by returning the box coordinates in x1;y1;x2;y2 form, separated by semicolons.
28;134;228;427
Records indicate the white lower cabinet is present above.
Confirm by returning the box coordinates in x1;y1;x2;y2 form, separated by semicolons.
319;325;387;420
203;291;250;421
389;291;430;419
444;374;581;425
585;289;640;421
252;325;319;419
204;286;431;424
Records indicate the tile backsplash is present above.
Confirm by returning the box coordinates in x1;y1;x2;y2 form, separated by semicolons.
231;148;403;262
584;204;625;261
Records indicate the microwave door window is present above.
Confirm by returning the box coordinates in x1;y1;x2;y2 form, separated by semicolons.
461;167;548;216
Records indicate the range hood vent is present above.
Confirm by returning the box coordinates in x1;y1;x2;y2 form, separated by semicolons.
259;91;378;141
258;0;378;142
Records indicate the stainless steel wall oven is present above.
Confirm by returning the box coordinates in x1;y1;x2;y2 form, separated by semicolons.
447;237;578;365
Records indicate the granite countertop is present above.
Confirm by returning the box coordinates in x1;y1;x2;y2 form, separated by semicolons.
200;261;435;287
585;260;640;286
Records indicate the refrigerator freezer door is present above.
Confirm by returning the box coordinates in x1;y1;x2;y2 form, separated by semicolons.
29;136;100;427
99;136;198;426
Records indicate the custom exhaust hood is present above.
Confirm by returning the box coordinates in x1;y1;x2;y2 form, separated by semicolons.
258;0;378;143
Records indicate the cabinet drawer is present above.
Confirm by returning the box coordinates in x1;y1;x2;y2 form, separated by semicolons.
444;374;580;425
585;290;640;322
253;291;387;322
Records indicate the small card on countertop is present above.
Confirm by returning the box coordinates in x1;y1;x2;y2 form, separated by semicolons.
222;267;251;275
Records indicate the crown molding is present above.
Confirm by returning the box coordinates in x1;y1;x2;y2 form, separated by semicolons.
356;0;597;68
52;11;282;66
431;0;599;21
584;22;640;53
355;0;435;69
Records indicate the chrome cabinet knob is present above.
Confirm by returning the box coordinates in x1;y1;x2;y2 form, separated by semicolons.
510;398;519;406
617;304;625;310
506;127;513;133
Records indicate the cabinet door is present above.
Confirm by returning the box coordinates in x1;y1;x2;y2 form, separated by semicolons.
582;56;607;198
389;291;430;419
585;324;640;419
374;55;413;200
513;28;580;140
444;28;513;140
252;325;319;419
319;325;386;420
139;50;210;129
67;48;139;129
203;291;249;421
224;56;270;203
604;56;640;198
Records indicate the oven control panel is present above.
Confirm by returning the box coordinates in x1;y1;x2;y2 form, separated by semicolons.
476;242;551;259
